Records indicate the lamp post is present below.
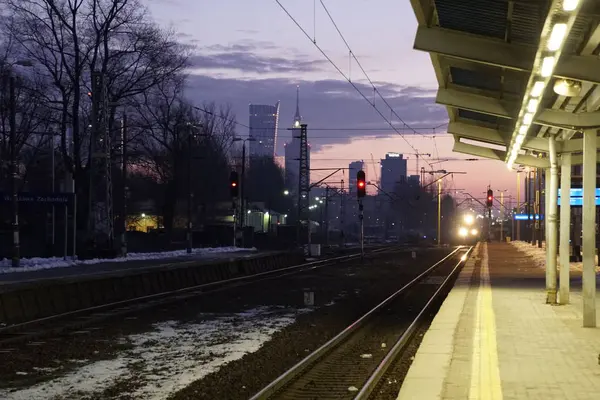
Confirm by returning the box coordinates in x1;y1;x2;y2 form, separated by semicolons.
496;189;509;241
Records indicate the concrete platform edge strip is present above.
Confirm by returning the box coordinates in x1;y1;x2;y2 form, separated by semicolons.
396;242;481;400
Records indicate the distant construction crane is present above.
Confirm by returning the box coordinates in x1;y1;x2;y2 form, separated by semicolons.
404;151;431;176
370;153;380;186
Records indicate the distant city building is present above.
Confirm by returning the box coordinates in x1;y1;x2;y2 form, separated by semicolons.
380;152;407;193
249;102;280;159
285;86;310;195
348;161;365;197
407;175;420;186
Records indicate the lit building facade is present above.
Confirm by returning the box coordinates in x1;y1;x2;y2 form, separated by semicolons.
380;152;407;193
249;102;280;159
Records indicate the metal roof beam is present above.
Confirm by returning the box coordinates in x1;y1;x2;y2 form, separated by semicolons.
414;26;600;85
437;87;517;119
448;122;552;153
453;141;549;168
448;122;506;145
438;87;600;129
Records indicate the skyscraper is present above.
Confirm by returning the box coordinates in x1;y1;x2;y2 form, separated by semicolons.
285;86;310;195
380;153;407;193
349;161;365;196
249;102;280;158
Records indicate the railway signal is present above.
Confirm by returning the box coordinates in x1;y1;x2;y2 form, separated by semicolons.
486;189;494;208
356;170;366;198
230;171;239;198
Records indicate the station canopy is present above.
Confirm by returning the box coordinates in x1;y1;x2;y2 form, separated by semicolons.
409;0;600;169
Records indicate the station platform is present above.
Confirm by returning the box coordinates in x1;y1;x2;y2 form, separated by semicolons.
398;242;600;400
0;249;259;290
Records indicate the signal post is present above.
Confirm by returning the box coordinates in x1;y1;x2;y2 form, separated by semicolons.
486;188;494;241
356;170;366;260
230;171;239;247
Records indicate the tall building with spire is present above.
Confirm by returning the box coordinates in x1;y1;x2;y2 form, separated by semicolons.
248;101;280;159
285;86;310;195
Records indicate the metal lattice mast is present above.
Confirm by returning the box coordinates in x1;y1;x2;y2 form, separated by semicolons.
297;124;309;250
340;179;345;245
89;71;114;247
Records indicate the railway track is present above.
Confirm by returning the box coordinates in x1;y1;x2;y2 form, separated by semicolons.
250;245;472;400
0;246;396;346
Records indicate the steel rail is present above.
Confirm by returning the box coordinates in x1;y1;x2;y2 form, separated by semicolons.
249;246;464;400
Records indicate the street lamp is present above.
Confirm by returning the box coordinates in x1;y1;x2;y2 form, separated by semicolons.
3;60;35;268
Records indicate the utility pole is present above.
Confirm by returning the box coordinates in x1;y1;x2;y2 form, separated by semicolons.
500;191;504;242
121;114;128;256
241;141;246;228
50;131;55;251
186;124;193;254
9;76;20;268
437;179;442;246
324;186;329;246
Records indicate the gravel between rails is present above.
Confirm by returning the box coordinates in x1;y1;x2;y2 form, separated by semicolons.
367;262;463;400
171;248;454;400
0;247;452;399
258;250;462;400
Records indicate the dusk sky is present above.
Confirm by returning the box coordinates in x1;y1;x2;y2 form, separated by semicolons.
146;0;520;203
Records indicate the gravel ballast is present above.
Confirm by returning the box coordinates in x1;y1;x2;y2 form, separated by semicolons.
0;247;453;399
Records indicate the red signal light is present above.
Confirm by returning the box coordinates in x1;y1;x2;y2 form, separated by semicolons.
358;181;365;188
488;196;492;201
231;182;237;187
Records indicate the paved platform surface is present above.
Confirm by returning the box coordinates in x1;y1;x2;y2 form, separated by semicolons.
398;241;600;400
0;250;260;289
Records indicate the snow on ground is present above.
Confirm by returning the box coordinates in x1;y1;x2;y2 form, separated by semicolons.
510;240;599;271
0;246;256;274
511;240;548;268
0;305;311;400
0;358;129;400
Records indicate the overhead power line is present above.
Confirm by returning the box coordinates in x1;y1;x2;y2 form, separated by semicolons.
274;0;436;170
318;0;431;137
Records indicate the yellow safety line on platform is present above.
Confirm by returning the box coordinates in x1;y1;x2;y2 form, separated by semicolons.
468;243;503;400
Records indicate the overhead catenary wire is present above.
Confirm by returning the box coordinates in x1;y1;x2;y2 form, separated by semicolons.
194;106;449;139
318;0;431;138
273;0;436;171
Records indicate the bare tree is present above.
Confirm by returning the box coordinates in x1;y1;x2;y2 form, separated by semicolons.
1;0;189;212
0;59;55;190
132;77;238;238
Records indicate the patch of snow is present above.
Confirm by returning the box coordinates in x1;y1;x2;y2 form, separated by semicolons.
0;358;128;400
128;306;311;399
0;246;256;274
510;241;599;271
1;306;311;399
